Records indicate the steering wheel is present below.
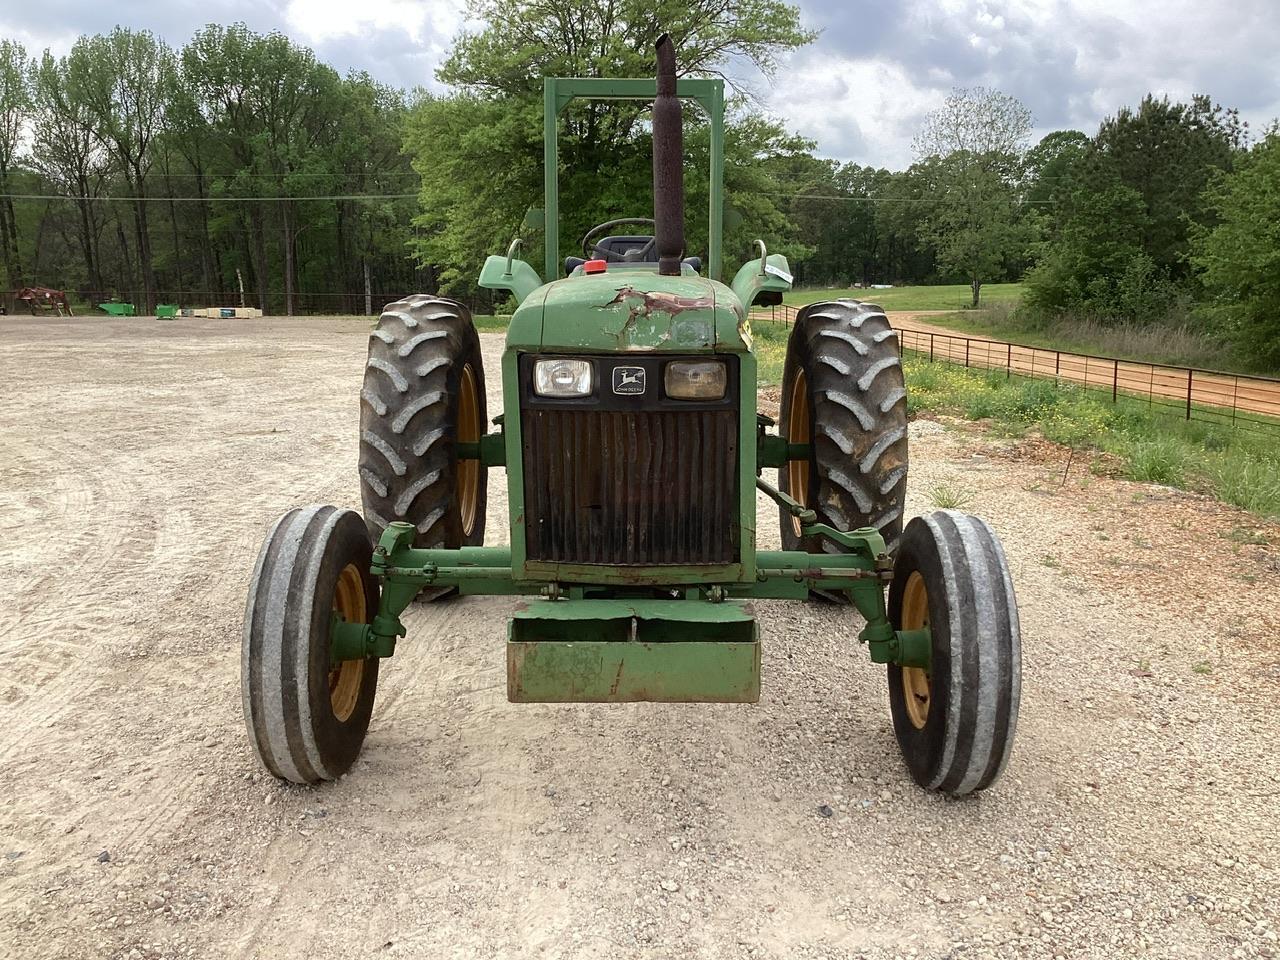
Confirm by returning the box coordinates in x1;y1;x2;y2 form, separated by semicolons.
580;218;657;262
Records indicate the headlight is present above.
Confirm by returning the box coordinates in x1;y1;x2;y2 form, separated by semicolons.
664;359;726;400
534;358;593;397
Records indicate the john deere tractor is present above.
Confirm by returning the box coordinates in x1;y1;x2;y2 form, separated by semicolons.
242;36;1020;796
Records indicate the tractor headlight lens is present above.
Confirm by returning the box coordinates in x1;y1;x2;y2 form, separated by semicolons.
664;359;726;400
534;358;593;397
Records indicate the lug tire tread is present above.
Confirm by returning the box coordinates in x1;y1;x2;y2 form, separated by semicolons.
779;299;909;553
359;296;487;549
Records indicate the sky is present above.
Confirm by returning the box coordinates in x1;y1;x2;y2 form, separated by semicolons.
3;0;1278;170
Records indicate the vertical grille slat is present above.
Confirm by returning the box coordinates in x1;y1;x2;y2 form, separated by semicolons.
523;407;737;566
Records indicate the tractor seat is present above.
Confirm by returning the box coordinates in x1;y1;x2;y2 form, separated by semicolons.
565;233;702;276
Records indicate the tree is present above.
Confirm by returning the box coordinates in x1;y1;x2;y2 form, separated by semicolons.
1192;133;1280;367
1094;94;1241;276
1024;130;1090;234
74;29;174;312
0;39;30;287
912;88;1035;306
410;0;816;291
30;48;114;300
1022;159;1152;321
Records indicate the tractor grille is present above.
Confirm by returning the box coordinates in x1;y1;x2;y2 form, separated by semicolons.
521;408;738;565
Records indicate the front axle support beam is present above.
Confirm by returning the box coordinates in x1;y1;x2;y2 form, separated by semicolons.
328;522;929;672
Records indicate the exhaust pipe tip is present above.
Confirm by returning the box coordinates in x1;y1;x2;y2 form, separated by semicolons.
653;33;685;277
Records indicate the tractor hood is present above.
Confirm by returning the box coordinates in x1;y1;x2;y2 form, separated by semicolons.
509;268;750;354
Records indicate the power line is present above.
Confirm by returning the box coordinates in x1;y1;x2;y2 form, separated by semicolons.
1;189;1055;205
0;192;419;202
764;192;1056;205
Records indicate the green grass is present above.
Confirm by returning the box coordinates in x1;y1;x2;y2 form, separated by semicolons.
913;307;1250;372
783;283;1024;312
928;482;975;510
903;356;1280;519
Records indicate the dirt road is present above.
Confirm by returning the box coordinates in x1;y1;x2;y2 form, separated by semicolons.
2;315;1278;960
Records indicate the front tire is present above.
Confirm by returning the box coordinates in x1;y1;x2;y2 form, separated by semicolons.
242;505;380;783
887;511;1021;795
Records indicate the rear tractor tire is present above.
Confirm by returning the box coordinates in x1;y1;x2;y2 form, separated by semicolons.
359;296;487;550
243;505;380;783
779;299;908;555
887;511;1021;795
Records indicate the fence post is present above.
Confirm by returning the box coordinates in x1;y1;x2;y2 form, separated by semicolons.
929;333;934;362
1055;351;1060;383
1007;342;1012;380
1185;369;1193;420
1112;360;1118;403
964;339;970;368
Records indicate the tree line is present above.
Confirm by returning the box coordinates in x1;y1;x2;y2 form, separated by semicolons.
1;2;1277;365
0;27;420;314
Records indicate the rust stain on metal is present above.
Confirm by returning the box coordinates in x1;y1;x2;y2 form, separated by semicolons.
598;285;714;341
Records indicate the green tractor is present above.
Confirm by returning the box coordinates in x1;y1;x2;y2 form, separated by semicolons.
242;36;1020;796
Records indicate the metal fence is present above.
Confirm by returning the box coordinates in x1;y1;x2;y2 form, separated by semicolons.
892;327;1280;433
748;306;1280;434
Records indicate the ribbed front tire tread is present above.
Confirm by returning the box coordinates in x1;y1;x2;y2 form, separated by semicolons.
887;510;1021;795
242;505;379;784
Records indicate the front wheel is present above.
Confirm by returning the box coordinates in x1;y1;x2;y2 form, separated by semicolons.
242;505;380;783
887;511;1021;795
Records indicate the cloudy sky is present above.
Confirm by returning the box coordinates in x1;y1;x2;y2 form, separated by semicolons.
3;0;1278;169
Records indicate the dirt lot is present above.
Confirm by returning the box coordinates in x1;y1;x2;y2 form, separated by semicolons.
2;315;1278;960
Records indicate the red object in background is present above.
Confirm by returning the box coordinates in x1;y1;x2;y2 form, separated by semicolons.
11;286;73;316
583;259;607;274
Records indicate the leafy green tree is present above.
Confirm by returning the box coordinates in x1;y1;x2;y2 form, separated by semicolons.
911;88;1035;306
1192;134;1280;366
30;48;112;298
73;29;175;311
0;39;30;287
1094;94;1241;276
182;24;346;312
1024;130;1089;235
409;0;816;291
1022;169;1154;321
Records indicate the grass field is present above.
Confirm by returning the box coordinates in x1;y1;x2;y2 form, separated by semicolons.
913;307;1260;373
783;283;1025;312
903;357;1280;519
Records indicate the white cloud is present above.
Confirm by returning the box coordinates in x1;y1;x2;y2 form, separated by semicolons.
767;57;950;170
281;0;466;45
767;0;1280;167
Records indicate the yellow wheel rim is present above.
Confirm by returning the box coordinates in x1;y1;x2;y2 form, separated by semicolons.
329;563;366;722
786;368;811;537
900;570;932;729
457;363;481;538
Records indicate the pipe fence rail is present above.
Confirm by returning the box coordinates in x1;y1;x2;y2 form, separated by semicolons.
890;327;1280;433
748;307;1280;434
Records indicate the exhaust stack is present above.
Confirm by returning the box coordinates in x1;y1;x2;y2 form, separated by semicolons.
653;34;685;277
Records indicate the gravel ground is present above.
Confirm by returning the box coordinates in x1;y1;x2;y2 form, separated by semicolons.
1;315;1277;960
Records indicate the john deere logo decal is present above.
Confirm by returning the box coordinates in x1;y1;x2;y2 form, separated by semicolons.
612;365;646;395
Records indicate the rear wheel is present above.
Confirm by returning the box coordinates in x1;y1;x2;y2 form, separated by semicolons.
887;511;1021;795
359;296;487;549
242;505;379;783
779;300;908;554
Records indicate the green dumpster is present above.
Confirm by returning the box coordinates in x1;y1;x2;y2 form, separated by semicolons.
156;304;178;319
98;301;136;317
